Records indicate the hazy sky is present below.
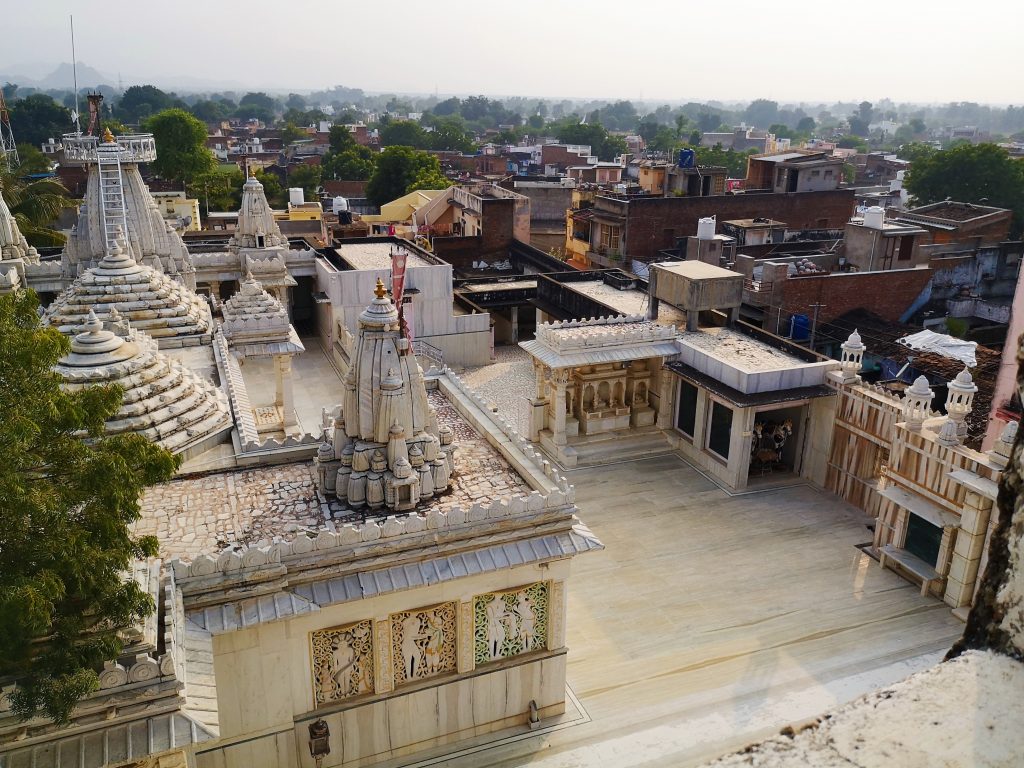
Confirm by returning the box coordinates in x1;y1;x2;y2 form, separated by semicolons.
5;0;1022;104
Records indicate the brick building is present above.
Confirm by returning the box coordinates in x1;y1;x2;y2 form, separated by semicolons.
575;189;856;266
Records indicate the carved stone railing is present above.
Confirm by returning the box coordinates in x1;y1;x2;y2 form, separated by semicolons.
533;315;678;352
61;133;158;164
443;371;573;490
169;487;576;579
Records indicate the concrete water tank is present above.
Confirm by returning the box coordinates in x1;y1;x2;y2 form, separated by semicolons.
863;206;886;229
697;216;717;240
332;196;349;214
289;187;305;206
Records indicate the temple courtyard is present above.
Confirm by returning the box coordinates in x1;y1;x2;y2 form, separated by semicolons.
414;453;962;767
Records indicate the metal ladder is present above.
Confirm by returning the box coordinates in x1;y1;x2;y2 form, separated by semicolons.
96;141;129;253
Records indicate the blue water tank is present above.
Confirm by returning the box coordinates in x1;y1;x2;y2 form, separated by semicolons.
790;314;810;341
678;148;696;168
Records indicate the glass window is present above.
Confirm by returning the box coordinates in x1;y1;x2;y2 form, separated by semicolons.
904;513;942;566
707;401;733;460
676;380;698;437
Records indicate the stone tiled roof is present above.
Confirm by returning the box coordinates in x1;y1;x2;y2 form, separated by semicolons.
45;238;212;346
221;273;304;356
54;311;231;454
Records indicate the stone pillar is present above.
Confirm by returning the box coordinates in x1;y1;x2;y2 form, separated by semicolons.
944;491;993;607
656;365;674;430
552;369;569;446
275;354;297;427
529;361;549;442
458;600;475;674
547;580;567;651
510;305;519;344
373;618;394;694
208;279;221;301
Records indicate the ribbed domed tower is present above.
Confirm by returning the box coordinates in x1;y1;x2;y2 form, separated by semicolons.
227;174;295;303
0;188;37;294
0;188;39;264
44;232;212;347
317;279;456;511
54;309;231;455
61;130;193;283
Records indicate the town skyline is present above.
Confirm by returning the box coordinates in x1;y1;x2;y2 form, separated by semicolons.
5;0;1022;104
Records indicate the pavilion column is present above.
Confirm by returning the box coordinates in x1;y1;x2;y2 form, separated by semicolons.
275;354;296;427
510;305;519;344
656;363;674;430
552;368;569;446
529;361;548;441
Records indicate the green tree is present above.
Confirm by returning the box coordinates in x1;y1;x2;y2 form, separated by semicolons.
8;94;72;147
279;122;307;146
287;164;322;199
0;290;178;724
143;109;215;184
253;169;285;207
556;121;625;161
322;145;376;180
407;165;449;193
322;126;376;181
366;146;447;206
116;85;179;123
426;116;475;152
0;159;72;247
744;99;779;128
189;100;229;123
905;143;1024;234
380;120;427;148
897;142;937;164
797;116;816;133
188;167;245;213
15;144;52;174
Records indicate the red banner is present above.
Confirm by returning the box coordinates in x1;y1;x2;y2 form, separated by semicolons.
391;248;413;345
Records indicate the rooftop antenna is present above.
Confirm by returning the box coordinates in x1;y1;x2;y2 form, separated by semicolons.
70;14;81;133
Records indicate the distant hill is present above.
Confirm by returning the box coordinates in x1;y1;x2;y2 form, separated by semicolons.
0;61;116;90
0;61;249;94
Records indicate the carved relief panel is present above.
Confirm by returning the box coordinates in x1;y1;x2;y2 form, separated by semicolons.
473;581;549;666
390;602;458;685
310;619;374;705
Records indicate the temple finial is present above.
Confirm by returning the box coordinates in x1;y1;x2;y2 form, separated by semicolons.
102;127;115;143
374;277;387;299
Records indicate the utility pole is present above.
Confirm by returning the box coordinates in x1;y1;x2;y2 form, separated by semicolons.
808;302;827;350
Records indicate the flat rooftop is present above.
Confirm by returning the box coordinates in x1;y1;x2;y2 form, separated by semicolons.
460;279;537;293
566;281;687;328
679;326;802;372
434;454;962;767
137;388;531;560
332;241;434;271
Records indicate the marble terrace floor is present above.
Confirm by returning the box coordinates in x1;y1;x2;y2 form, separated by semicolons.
438;454;962;768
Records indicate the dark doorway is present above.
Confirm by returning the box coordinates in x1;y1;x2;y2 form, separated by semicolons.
904;513;942;566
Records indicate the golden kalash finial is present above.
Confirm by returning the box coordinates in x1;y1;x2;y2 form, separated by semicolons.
374;277;387;299
102;127;115;143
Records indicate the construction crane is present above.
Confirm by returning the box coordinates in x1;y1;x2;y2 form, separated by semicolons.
0;90;18;172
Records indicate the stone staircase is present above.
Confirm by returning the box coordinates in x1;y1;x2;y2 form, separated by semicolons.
562;426;674;468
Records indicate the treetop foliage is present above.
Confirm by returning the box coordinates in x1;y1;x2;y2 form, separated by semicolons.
0;290;178;724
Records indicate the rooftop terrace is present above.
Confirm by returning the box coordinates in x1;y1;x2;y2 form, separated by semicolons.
137;389;531;560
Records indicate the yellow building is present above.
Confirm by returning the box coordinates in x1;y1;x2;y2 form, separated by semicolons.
360;189;446;237
151;191;201;232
